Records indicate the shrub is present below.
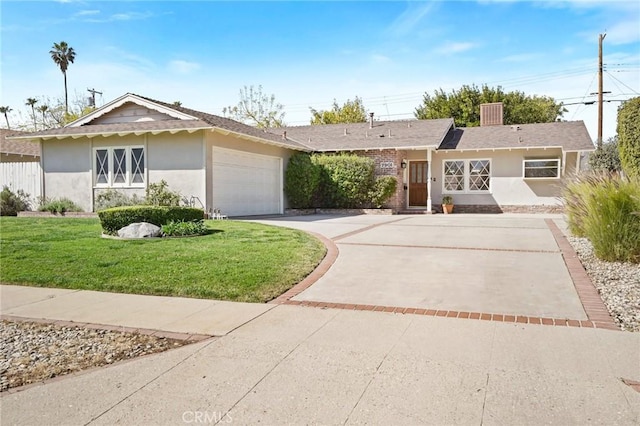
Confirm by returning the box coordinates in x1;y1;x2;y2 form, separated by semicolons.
38;198;83;214
564;173;640;263
145;180;181;206
284;153;320;208
98;205;205;235
370;176;397;208
617;97;640;177
589;136;621;173
162;220;208;237
312;154;376;208
0;186;31;216
94;189;142;211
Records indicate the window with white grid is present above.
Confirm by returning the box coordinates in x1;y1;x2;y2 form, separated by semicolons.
93;146;145;187
443;159;491;193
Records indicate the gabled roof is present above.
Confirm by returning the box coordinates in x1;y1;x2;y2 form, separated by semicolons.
9;93;310;151
277;118;454;151
439;121;595;152
0;129;40;157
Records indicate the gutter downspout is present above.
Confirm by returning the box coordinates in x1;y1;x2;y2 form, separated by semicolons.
426;148;432;213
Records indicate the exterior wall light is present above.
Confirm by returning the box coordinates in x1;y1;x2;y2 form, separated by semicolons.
401;160;407;169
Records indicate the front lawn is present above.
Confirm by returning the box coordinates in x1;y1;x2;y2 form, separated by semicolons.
0;218;326;302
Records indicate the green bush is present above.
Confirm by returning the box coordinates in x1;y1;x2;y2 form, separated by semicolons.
312;154;376;208
162;220;208;237
38;198;83;214
589;137;621;173
370;176;398;208
617;97;640;178
145;180;181;206
564;173;640;263
94;189;143;211
284;153;320;208
0;186;31;216
98;205;205;235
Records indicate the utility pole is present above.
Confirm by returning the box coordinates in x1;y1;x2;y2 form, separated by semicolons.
597;33;606;148
87;88;103;108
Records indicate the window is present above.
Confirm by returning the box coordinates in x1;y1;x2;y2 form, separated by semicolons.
443;159;491;193
443;160;465;192
94;146;145;187
523;159;560;179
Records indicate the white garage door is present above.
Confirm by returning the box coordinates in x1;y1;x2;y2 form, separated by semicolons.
212;147;283;216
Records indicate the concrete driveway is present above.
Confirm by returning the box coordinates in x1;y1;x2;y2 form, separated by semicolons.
251;214;587;320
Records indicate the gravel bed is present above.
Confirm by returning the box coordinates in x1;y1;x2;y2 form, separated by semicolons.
567;236;640;332
0;321;188;392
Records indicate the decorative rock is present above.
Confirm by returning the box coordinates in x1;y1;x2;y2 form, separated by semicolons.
117;222;162;239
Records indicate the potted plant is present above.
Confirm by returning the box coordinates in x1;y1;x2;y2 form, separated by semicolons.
441;195;454;214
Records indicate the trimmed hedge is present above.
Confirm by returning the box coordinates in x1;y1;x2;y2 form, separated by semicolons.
284;153;320;208
98;205;205;235
312;154;376;208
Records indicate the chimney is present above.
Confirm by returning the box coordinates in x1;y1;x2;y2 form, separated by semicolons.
369;112;374;129
282;131;287;140
480;102;503;126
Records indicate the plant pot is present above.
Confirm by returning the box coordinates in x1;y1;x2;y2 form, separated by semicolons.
442;204;454;214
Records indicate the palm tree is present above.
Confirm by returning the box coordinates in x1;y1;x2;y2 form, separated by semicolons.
37;104;50;129
0;106;12;129
49;41;76;114
25;97;38;130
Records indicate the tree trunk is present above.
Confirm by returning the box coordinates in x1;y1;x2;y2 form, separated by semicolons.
63;71;68;114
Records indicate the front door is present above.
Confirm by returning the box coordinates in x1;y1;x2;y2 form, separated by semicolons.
409;161;428;206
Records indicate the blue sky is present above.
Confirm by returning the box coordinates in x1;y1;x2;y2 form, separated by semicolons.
1;0;639;140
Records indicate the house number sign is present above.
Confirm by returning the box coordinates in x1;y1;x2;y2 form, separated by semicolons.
379;161;395;169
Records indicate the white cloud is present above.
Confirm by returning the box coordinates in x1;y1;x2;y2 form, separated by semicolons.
606;19;640;45
74;10;100;17
435;41;478;55
387;2;436;37
168;60;201;74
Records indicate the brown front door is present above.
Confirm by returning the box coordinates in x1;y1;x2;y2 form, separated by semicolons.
409;161;428;206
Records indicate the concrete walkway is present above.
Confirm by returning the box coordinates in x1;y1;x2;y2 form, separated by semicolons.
2;303;639;425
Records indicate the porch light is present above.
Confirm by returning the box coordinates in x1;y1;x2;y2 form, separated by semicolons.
401;160;407;169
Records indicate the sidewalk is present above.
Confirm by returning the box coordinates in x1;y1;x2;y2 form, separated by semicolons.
1;284;274;338
1;293;639;425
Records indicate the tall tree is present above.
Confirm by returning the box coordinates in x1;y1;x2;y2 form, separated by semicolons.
415;84;566;127
0;106;12;129
49;41;77;114
37;104;50;128
309;97;368;125
25;98;38;130
223;85;285;128
617;96;640;177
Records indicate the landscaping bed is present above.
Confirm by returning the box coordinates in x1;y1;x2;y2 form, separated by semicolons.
0;218;326;302
0;320;188;392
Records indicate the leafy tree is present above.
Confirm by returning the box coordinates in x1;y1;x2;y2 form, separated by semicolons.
414;84;566;127
0;106;11;129
25;98;38;130
589;136;621;172
310;97;367;125
50;41;77;114
223;85;285;128
37;104;50;128
617;97;640;177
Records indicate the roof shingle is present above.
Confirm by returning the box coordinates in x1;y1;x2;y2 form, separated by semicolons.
439;121;595;151
1;129;40;157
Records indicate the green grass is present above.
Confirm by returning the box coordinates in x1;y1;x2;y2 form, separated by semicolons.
0;218;326;302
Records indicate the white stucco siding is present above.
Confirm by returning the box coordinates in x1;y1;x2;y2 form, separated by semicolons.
147;132;206;205
432;148;565;206
42;139;92;211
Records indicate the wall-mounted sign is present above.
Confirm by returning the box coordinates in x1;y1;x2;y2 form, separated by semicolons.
379;161;395;169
